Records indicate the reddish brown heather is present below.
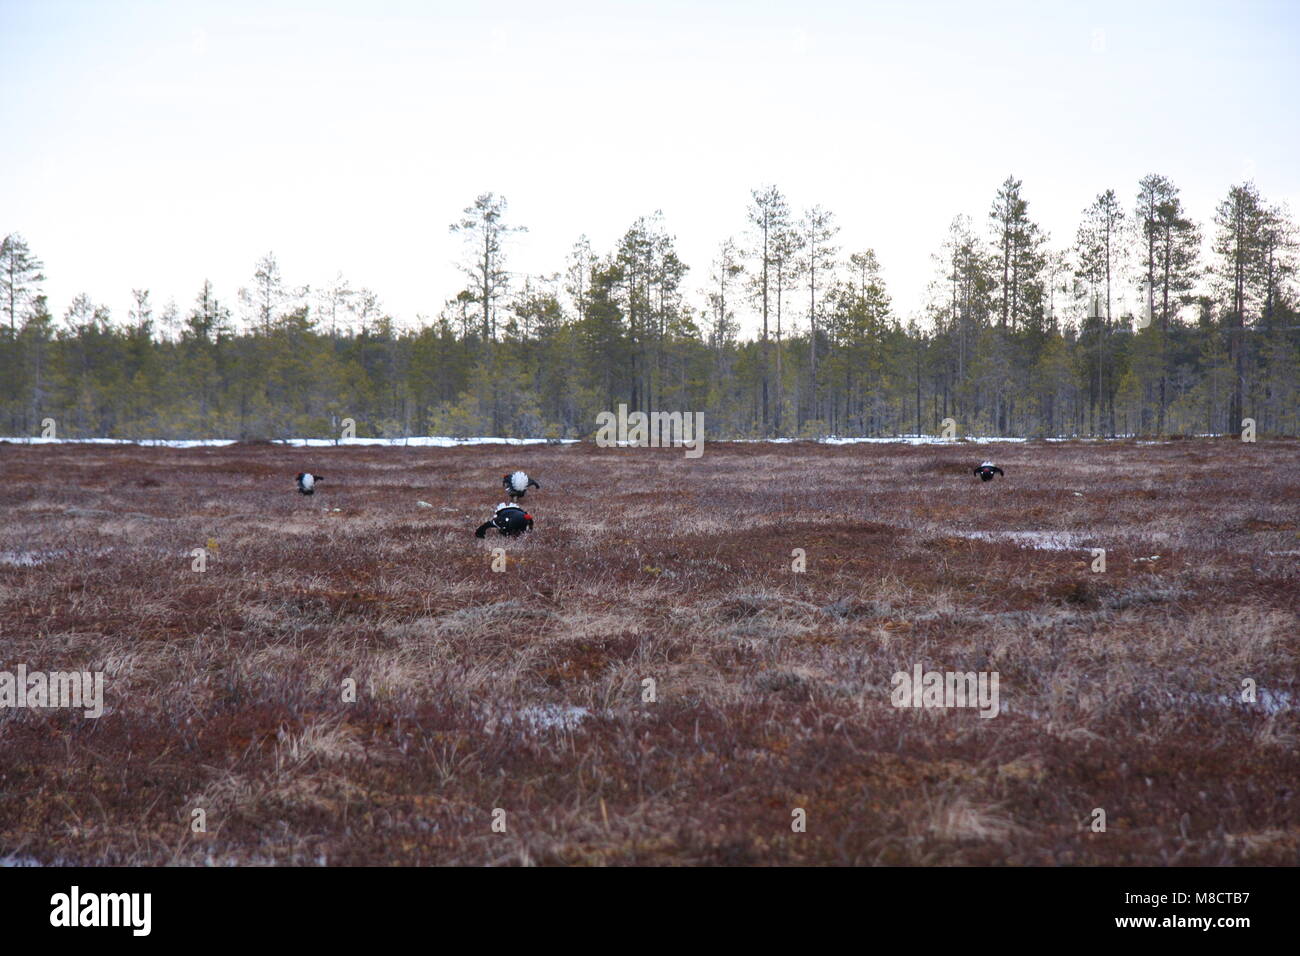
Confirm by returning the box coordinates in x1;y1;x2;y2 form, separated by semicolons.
0;438;1296;865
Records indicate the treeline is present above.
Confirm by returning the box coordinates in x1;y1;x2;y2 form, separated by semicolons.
1;175;1297;440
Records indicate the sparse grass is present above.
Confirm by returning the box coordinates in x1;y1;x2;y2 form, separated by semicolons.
0;438;1297;865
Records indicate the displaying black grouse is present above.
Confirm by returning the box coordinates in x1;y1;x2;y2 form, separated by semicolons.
296;472;323;495
503;470;540;500
973;461;1004;482
475;503;534;538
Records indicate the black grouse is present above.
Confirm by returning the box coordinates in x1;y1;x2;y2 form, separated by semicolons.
475;502;534;538
503;470;540;500
973;461;1004;482
296;472;323;495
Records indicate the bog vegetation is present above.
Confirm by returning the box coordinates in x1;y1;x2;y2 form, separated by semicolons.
0;440;1295;864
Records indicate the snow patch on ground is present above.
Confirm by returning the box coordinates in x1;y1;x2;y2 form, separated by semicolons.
0;547;118;565
818;435;1028;445
728;434;1199;445
3;434;1226;448
2;437;237;447
953;530;1093;551
1192;688;1293;715
503;704;590;732
1002;688;1291;720
0;550;63;566
1;436;577;448
279;437;576;447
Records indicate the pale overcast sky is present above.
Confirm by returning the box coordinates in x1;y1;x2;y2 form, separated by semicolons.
2;0;1297;335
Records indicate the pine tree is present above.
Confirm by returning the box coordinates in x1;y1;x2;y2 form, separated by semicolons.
0;233;45;336
799;205;839;428
747;186;788;434
450;193;524;341
1213;183;1268;428
1076;189;1128;433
